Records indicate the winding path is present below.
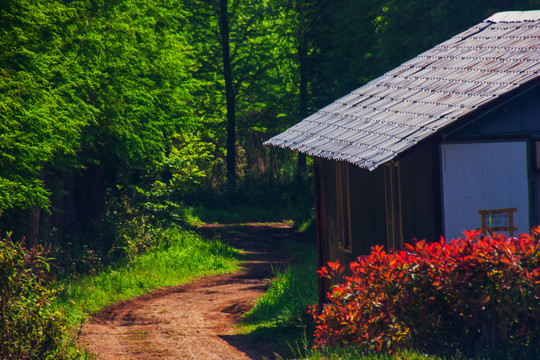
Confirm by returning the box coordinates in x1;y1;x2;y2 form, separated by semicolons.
79;222;313;359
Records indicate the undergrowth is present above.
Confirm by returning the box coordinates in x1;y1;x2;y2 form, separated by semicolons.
0;234;69;359
186;173;315;230
300;348;444;360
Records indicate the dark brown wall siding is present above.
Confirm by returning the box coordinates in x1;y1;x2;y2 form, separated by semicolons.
349;164;387;256
322;143;440;265
399;142;438;244
323;159;387;265
314;157;330;304
324;160;337;250
324;160;351;264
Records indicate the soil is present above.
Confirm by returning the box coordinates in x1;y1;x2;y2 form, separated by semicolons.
78;222;314;360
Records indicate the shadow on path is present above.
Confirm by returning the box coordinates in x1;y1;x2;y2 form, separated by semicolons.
80;222;315;360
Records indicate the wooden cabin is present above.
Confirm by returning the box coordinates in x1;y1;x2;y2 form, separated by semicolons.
265;11;540;299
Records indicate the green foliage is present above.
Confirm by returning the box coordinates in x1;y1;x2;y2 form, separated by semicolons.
310;0;540;105
183;0;302;183
186;170;314;226
0;0;210;236
71;0;202;180
101;184;188;261
0;233;68;359
0;0;89;211
312;228;540;358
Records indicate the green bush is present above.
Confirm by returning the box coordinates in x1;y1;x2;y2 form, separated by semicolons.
0;234;68;359
313;228;540;359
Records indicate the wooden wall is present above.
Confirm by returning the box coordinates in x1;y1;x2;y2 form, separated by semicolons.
399;141;440;244
318;140;440;267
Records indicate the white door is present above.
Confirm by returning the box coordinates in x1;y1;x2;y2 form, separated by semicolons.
441;141;530;240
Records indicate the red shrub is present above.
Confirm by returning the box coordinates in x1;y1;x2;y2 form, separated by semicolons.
311;227;540;358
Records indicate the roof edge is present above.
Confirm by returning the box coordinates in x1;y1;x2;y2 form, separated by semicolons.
486;10;540;23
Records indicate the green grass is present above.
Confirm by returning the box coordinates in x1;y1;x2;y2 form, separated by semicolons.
299;348;445;360
244;247;317;323
189;205;316;235
56;226;241;327
239;242;318;357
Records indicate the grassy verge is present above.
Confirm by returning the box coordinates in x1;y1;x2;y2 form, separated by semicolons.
191;205;293;224
239;241;318;357
56;226;241;327
300;348;445;360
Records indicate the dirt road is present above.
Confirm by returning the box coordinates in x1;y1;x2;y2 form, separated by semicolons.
79;222;313;359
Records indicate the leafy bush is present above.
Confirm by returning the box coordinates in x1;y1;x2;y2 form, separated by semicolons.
311;228;540;359
0;233;68;359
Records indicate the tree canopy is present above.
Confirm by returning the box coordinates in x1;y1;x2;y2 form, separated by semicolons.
0;0;538;243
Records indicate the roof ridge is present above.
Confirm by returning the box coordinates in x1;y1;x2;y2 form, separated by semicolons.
486;10;540;23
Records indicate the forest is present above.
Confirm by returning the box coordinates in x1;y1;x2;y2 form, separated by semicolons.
1;0;539;358
2;0;538;254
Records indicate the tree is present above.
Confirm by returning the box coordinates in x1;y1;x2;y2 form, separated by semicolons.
0;0;92;243
184;0;301;187
309;0;539;107
0;0;207;244
218;0;237;187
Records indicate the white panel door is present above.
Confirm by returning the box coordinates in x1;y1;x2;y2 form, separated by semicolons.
441;141;530;240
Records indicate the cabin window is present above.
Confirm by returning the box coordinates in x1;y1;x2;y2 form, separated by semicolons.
335;161;352;252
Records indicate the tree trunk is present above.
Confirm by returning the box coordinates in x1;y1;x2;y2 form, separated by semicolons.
296;2;308;176
26;207;40;247
219;0;236;188
27;169;46;246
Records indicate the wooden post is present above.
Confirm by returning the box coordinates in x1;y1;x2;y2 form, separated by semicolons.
314;157;329;306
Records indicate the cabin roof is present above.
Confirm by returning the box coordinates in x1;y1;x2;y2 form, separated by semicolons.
265;11;540;171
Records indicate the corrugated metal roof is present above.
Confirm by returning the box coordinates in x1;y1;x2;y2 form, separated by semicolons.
265;11;540;171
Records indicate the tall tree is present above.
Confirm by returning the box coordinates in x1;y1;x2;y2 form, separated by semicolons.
184;0;300;185
293;0;314;175
0;0;92;242
0;0;208;243
309;0;539;107
218;0;237;187
60;0;205;237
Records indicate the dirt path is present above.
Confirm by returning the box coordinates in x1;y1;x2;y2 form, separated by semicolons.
79;222;313;360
